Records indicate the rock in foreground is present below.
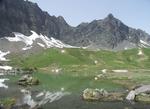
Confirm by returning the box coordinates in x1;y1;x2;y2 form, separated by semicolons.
126;85;150;103
18;75;39;86
135;93;150;103
82;88;124;101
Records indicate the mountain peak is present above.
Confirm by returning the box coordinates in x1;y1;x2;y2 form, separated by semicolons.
106;13;114;19
57;16;65;20
0;0;69;38
103;13;117;23
57;16;68;24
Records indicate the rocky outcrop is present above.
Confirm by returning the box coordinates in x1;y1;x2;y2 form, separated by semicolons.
126;85;150;102
60;14;150;50
83;88;107;100
18;75;39;86
82;88;124;101
126;90;136;101
0;0;70;38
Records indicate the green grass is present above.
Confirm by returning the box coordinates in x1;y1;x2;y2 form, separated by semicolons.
9;48;150;69
0;98;16;107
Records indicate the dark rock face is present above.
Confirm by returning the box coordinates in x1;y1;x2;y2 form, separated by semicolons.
61;14;150;49
0;0;70;38
0;0;150;50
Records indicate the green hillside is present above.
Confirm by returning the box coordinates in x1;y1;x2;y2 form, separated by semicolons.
9;48;150;69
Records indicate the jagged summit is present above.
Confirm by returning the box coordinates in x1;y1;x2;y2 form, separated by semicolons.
0;0;70;38
106;13;114;19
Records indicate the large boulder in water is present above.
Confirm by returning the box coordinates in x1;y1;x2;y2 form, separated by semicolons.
18;75;39;86
126;85;150;103
83;88;105;100
126;90;136;101
82;88;124;101
135;93;150;103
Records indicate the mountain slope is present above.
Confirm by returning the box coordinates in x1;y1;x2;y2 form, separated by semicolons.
0;31;75;53
60;14;150;50
0;0;150;50
0;0;70;38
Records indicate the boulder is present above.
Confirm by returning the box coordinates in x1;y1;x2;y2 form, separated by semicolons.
82;88;124;101
135;93;150;103
18;75;39;86
30;78;39;85
126;85;150;102
83;88;107;100
126;90;136;101
103;92;124;101
83;88;104;100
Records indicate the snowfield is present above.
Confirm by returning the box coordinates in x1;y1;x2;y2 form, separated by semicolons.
5;31;76;51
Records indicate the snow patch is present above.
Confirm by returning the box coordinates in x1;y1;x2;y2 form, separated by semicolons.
112;70;128;73
94;77;98;80
37;43;45;48
82;47;88;49
61;87;65;91
94;60;98;64
138;48;144;56
0;73;4;76
140;44;147;48
124;47;128;50
0;78;9;89
0;51;10;61
22;46;32;51
140;40;150;47
61;49;66;53
0;66;12;70
5;31;76;50
102;69;107;74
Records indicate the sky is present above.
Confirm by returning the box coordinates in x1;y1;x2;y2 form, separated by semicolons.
31;0;150;34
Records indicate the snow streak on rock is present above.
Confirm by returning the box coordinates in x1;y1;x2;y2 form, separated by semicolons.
140;40;150;48
5;31;76;51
